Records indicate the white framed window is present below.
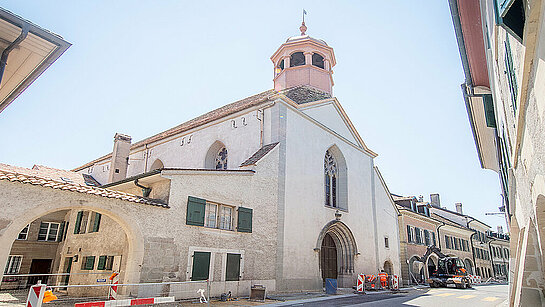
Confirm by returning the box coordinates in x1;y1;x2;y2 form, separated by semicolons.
205;202;234;231
38;222;60;241
205;203;218;228
4;255;22;274
17;224;30;240
219;206;233;230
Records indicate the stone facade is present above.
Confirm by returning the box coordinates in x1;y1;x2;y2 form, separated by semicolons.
450;0;545;304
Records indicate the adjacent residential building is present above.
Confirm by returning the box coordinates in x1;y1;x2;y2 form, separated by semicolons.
396;193;509;285
393;195;441;285
449;0;545;304
488;227;510;281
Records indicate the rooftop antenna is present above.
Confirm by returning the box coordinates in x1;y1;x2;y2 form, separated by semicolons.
300;9;307;35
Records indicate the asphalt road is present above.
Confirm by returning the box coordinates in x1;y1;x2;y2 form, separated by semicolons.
275;284;508;307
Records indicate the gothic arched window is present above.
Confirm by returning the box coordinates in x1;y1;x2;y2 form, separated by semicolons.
215;147;228;170
324;150;338;207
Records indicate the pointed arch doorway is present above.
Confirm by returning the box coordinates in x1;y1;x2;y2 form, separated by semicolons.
317;221;357;287
321;233;338;282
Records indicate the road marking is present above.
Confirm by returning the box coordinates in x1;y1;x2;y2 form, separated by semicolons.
436;293;455;296
482;297;499;301
457;295;476;299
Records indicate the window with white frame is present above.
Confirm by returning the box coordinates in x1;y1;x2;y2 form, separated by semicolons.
17;224;30;240
4;255;22;274
38;222;60;241
384;236;389;248
204;202;234;231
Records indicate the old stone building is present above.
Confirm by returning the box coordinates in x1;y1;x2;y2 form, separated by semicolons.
1;23;401;295
393;195;441;286
449;0;545;304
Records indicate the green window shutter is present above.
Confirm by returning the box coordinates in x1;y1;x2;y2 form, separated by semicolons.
225;253;241;281
186;196;206;226
406;225;411;242
483;94;497;128
92;213;102;233
74;211;83;234
97;256;107;270
191;252;210;281
57;222;66;242
82;256;95;270
237;207;253;233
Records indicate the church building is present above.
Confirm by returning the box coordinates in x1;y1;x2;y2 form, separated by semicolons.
72;22;401;291
0;22;400;295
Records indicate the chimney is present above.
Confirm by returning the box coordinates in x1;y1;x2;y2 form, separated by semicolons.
430;193;441;208
497;226;503;234
455;203;463;215
108;133;132;183
418;195;424;202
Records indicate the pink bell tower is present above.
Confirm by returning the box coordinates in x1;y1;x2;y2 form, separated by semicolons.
270;22;336;95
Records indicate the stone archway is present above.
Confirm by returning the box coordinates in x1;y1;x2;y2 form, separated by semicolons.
316;221;357;287
0;181;148;287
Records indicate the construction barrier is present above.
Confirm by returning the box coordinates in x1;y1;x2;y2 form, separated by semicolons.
356;274;365;293
391;275;399;290
26;283;46;307
74;296;175;307
364;274;379;291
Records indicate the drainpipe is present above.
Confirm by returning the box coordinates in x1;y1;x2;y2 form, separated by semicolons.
0;24;29;85
134;178;151;197
469;231;477;276
436;222;446;250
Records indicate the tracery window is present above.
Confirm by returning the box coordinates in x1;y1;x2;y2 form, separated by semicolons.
215;147;228;170
324;150;337;207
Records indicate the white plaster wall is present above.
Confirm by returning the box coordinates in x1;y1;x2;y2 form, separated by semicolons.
281;104;381;287
300;102;359;145
80;108;265;185
373;170;402;279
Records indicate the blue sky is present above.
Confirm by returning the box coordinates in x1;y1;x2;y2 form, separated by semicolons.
0;1;506;230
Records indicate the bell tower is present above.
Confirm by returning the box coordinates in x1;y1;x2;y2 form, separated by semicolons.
271;22;336;95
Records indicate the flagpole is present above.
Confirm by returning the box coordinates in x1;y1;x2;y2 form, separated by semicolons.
303;9;305;23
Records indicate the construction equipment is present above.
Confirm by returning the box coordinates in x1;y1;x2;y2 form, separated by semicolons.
422;246;471;289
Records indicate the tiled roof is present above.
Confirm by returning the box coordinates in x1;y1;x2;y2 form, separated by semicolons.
280;85;332;104
73;89;275;171
0;164;168;208
30;164;100;186
240;142;280;166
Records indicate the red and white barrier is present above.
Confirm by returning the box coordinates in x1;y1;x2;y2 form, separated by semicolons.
468;275;482;284
391;275;399;290
108;272;119;300
357;274;364;292
75;296;175;307
26;283;46;307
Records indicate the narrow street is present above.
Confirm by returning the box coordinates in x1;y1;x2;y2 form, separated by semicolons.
273;284;508;307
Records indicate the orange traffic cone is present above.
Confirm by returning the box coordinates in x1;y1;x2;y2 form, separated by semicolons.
42;290;57;303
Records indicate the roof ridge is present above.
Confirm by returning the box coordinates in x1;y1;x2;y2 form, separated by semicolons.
73;88;275;171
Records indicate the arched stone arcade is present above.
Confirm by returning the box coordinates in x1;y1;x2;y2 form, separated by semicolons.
0;181;153;287
316;220;357;287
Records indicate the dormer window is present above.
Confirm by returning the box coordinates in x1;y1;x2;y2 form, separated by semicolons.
312;53;324;69
290;52;305;67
